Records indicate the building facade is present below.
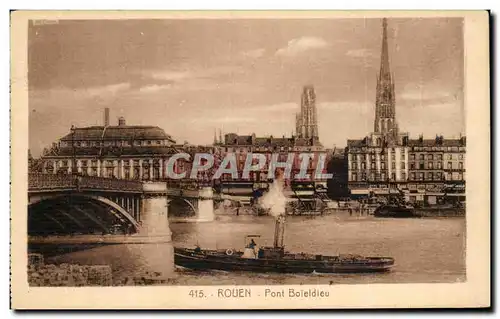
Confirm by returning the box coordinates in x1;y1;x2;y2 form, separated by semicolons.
38;114;181;182
215;133;326;181
345;18;466;205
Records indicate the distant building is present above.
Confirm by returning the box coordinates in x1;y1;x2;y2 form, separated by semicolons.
216;132;325;179
39;110;180;181
326;148;350;200
295;85;320;142
211;85;327;195
345;18;466;205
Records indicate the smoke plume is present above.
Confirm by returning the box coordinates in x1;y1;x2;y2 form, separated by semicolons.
260;175;287;218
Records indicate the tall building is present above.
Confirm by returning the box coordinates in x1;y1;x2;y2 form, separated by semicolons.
212;132;328;198
374;19;397;141
296;85;319;141
38;109;180;181
345;18;466;205
370;18;408;147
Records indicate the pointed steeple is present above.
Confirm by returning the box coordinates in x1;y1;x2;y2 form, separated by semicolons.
374;18;397;137
379;18;392;83
213;128;218;144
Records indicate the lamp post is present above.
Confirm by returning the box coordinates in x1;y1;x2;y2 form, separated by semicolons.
71;125;76;175
70;125;81;192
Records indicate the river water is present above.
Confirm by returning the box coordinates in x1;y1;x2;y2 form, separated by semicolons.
40;214;466;285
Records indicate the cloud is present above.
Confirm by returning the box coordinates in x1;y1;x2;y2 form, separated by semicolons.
147;66;242;82
248;102;298;112
346;48;374;58
275;36;329;57
188;116;259;124
138;84;173;93
30;82;132;103
85;82;131;97
400;90;454;102
240;48;265;58
399;87;460;106
148;71;192;82
139;65;246;93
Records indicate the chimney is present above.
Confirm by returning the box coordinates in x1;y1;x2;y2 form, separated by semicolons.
118;116;126;126
104;108;110;126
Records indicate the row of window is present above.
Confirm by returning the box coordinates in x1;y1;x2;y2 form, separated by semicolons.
411;154;464;160
50;158;167;168
350;153;464;162
409;162;464;170
75;167;162;180
410;146;465;152
350;171;464;182
60;140;169;148
222;147;320;153
351;161;464;171
351;146;465;153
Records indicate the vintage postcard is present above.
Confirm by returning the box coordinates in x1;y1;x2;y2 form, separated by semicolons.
10;10;490;309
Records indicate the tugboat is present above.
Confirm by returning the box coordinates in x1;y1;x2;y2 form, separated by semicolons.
174;215;395;273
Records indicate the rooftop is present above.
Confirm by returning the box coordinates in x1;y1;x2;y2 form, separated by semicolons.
42;145;181;158
223;133;322;148
347;136;466;148
60;126;175;142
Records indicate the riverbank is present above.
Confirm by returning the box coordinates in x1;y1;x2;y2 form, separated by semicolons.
415;207;465;217
27;253;172;286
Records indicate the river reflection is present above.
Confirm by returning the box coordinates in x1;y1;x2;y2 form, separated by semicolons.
37;214;466;285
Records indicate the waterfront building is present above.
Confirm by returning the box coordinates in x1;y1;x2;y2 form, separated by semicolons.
345;18;466;205
38;110;181;181
216;133;326;180
326;148;350;200
211;84;328;196
212;132;329;197
405;136;466;204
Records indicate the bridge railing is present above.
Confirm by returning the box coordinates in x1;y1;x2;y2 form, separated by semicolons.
78;175;143;192
28;173;75;191
28;173;143;193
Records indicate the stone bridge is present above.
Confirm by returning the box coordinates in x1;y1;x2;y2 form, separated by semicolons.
28;173;214;239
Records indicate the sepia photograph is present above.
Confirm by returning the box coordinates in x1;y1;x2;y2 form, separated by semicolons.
10;10;490;309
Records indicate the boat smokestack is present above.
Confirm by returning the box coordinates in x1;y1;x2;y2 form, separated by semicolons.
273;214;286;248
104;108;110;127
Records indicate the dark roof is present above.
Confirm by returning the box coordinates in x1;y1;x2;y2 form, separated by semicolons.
407;138;466;147
347;137;466;148
347;139;365;147
60;126;175;142
224;133;321;148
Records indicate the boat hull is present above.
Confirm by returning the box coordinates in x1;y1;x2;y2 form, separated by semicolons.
374;205;419;218
174;248;394;274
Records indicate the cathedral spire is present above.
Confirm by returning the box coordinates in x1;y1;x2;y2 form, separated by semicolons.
374;18;397;136
379;18;391;82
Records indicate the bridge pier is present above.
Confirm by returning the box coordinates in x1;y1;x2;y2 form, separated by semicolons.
197;187;215;222
127;182;173;279
167;186;215;223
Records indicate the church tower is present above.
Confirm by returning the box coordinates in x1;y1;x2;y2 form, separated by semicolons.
374;18;398;142
296;85;319;140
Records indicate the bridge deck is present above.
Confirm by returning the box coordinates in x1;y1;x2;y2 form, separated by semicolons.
28;173;144;193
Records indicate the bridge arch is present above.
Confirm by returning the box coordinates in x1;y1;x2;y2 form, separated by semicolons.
167;197;197;217
28;194;140;236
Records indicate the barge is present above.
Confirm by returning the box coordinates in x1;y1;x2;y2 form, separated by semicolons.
174;215;395;273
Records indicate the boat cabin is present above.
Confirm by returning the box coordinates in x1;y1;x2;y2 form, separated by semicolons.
258;246;285;259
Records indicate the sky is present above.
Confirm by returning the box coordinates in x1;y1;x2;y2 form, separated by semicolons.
28;18;464;157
